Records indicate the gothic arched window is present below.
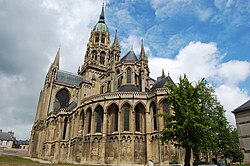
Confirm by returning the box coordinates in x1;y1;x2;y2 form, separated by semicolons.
160;99;169;126
92;50;97;61
101;34;105;43
108;103;119;133
100;51;105;65
95;35;99;43
150;102;157;131
80;110;85;130
55;89;70;110
135;103;145;132
95;105;104;133
123;103;131;131
116;69;122;87
86;108;92;134
127;68;132;83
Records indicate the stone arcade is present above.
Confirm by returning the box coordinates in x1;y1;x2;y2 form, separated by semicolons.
29;6;185;165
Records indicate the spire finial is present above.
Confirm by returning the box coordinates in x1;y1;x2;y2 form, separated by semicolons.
53;47;60;68
139;39;146;60
99;3;105;23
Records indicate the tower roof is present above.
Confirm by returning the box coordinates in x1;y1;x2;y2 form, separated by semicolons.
151;76;174;91
121;49;138;62
93;5;108;32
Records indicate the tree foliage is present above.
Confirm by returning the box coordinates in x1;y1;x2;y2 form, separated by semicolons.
160;75;243;166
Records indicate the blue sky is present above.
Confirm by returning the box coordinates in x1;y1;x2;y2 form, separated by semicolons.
104;0;250;126
0;0;249;139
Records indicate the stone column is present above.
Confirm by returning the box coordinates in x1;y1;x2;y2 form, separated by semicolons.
131;105;135;163
145;110;152;163
103;112;108;135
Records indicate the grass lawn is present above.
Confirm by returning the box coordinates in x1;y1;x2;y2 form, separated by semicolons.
0;156;94;166
0;155;41;165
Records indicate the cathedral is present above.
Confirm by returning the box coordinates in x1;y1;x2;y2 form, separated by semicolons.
29;5;185;165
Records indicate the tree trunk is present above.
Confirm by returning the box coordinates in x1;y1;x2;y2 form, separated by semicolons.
184;147;191;166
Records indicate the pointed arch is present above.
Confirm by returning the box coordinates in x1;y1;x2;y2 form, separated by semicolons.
160;98;169;127
127;67;132;83
107;103;119;133
159;98;169;114
101;34;105;43
80;109;85;131
95;34;99;43
54;88;70;111
100;51;105;65
122;102;131;131
150;102;157;131
92;50;98;61
116;68;122;87
95;105;104;133
135;103;146;132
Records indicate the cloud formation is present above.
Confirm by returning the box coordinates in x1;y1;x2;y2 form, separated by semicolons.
148;41;250;126
0;0;103;139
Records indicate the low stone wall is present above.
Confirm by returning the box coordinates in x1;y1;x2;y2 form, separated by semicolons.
0;148;29;157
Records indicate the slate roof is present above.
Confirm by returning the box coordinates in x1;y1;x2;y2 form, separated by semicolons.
151;76;174;91
118;84;140;92
66;101;77;111
121;50;138;62
16;140;29;145
56;70;90;86
232;99;250;113
0;132;15;141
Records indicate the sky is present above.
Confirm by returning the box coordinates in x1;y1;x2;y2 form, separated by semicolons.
0;0;249;140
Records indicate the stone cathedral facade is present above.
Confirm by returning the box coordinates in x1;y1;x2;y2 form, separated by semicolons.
29;6;184;165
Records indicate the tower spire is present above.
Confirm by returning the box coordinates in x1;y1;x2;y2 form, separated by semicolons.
53;47;60;68
98;3;105;23
112;30;120;49
139;39;147;61
162;68;166;78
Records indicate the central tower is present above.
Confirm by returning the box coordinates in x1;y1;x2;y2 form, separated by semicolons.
79;5;111;80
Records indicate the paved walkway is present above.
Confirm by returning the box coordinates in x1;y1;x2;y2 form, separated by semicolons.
0;148;28;157
23;157;52;164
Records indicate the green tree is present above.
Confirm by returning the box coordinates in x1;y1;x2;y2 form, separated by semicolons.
160;75;228;166
220;126;244;164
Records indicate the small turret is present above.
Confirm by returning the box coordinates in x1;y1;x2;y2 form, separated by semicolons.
110;30;121;70
45;48;60;84
157;68;166;81
52;48;60;68
112;30;120;51
139;40;148;62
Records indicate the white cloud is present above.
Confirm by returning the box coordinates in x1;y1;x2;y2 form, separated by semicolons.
195;7;213;21
215;85;249;125
214;0;234;10
120;35;151;57
217;60;250;86
151;0;212;21
148;41;250;126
